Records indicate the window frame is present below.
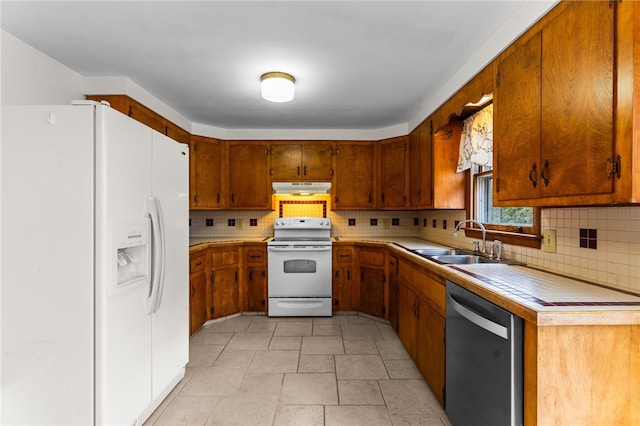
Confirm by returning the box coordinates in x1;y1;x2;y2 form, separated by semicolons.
464;166;542;249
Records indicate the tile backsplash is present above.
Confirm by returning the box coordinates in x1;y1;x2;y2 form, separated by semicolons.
417;207;640;293
190;205;640;293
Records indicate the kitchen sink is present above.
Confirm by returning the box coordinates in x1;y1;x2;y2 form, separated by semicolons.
412;248;469;257
428;254;498;264
411;248;524;265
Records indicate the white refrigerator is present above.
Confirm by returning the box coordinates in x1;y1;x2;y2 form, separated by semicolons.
1;102;189;425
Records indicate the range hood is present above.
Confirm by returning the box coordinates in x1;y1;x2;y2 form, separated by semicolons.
272;182;331;195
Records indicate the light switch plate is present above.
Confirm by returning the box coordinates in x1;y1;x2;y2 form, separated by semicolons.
542;229;556;253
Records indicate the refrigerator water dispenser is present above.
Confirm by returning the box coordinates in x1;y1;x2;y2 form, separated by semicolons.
113;218;151;286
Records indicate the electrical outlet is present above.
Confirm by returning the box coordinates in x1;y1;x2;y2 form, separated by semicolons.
236;219;243;230
542;229;556;253
383;219;390;229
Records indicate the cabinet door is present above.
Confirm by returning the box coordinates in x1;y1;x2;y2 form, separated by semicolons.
409;127;422;206
211;267;239;319
333;142;375;209
270;143;302;180
301;142;333;181
397;284;417;359
165;122;190;144
191;136;225;209
332;266;352;311
540;0;614;198
246;266;266;312
379;137;407;209
432;121;466;209
333;246;354;311
228;142;271;209
127;100;166;135
416;299;445;407
388;255;399;332
244;245;267;312
494;32;542;202
359;267;385;317
189;272;206;335
409;122;433;208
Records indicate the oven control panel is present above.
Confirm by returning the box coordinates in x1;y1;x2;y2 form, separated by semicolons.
274;217;331;229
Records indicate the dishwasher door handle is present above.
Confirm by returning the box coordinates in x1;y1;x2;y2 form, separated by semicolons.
448;293;509;339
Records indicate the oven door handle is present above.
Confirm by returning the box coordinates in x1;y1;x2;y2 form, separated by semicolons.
268;246;332;252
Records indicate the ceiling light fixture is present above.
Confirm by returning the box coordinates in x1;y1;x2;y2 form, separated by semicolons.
261;72;295;103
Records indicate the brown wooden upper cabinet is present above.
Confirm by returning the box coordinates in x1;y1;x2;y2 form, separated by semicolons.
190;136;226;210
378;136;408;209
228;141;272;209
493;1;631;206
408;118;465;210
269;142;333;181
332;141;375;209
409;120;434;208
85;94;190;144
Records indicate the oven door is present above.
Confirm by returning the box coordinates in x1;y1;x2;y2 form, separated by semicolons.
267;244;332;297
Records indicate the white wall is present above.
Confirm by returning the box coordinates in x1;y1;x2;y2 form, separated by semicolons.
1;30;84;105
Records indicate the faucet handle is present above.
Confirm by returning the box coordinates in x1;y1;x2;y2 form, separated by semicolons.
472;241;480;252
492;240;503;260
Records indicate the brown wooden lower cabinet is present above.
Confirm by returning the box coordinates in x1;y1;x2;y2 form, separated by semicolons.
243;244;267;312
526;322;640;425
397;279;445;407
208;246;240;319
189;251;207;335
415;297;445;405
332;245;354;311
358;247;387;319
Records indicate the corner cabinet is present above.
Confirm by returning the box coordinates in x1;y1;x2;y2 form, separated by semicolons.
494;0;640;206
208;246;241;319
190;136;226;210
332;142;375;209
269;141;333;181
227;141;272;209
357;247;387;318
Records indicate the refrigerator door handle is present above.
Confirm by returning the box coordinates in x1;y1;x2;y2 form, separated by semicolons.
147;196;166;314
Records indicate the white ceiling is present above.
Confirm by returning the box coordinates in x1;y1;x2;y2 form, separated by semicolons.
1;1;548;131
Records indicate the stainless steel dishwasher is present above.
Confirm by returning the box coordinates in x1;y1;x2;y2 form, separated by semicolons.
445;280;523;426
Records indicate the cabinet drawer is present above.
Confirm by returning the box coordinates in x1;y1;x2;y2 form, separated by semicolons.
210;247;240;267
334;247;353;263
399;259;445;317
359;249;385;266
245;247;266;264
190;252;206;275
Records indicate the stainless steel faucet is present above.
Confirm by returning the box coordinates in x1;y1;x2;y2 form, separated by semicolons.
453;219;487;254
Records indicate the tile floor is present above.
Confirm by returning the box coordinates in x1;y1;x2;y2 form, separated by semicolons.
144;313;451;426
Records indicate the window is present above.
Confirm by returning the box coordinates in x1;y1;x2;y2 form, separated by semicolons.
468;164;541;248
